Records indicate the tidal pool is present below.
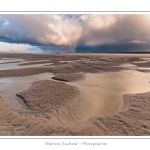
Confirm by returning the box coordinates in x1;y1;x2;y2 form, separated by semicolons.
68;70;150;121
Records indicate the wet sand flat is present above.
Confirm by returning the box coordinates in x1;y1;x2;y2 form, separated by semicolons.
1;53;150;135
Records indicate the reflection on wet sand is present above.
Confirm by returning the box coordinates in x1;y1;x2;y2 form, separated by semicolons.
68;70;150;121
0;58;53;70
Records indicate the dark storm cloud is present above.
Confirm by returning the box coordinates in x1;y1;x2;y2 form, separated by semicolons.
0;14;150;52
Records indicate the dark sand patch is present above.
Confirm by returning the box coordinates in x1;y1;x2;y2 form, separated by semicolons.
0;68;52;78
0;96;73;136
16;80;79;112
0;53;145;78
52;73;85;82
49;63;124;74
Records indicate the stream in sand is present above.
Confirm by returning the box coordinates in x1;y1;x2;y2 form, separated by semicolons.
1;58;150;122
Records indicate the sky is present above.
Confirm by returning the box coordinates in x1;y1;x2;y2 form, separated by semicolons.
0;14;150;53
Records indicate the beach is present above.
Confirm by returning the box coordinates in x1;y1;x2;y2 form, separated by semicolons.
0;53;150;135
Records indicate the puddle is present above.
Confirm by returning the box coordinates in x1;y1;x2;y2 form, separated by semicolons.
22;60;50;63
68;70;150;120
59;61;72;63
132;57;150;64
120;63;138;69
0;58;53;70
138;67;150;70
120;62;150;71
0;58;23;63
0;73;54;114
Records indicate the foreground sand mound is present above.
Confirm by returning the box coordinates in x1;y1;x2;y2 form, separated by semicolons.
0;96;74;136
16;80;79;112
52;73;85;82
1;91;150;135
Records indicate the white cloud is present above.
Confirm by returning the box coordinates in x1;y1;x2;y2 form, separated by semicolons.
0;42;41;53
79;14;122;30
126;40;147;44
0;14;82;46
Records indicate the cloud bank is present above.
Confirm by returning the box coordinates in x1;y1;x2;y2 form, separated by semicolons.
0;42;42;53
0;14;150;52
0;14;82;46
